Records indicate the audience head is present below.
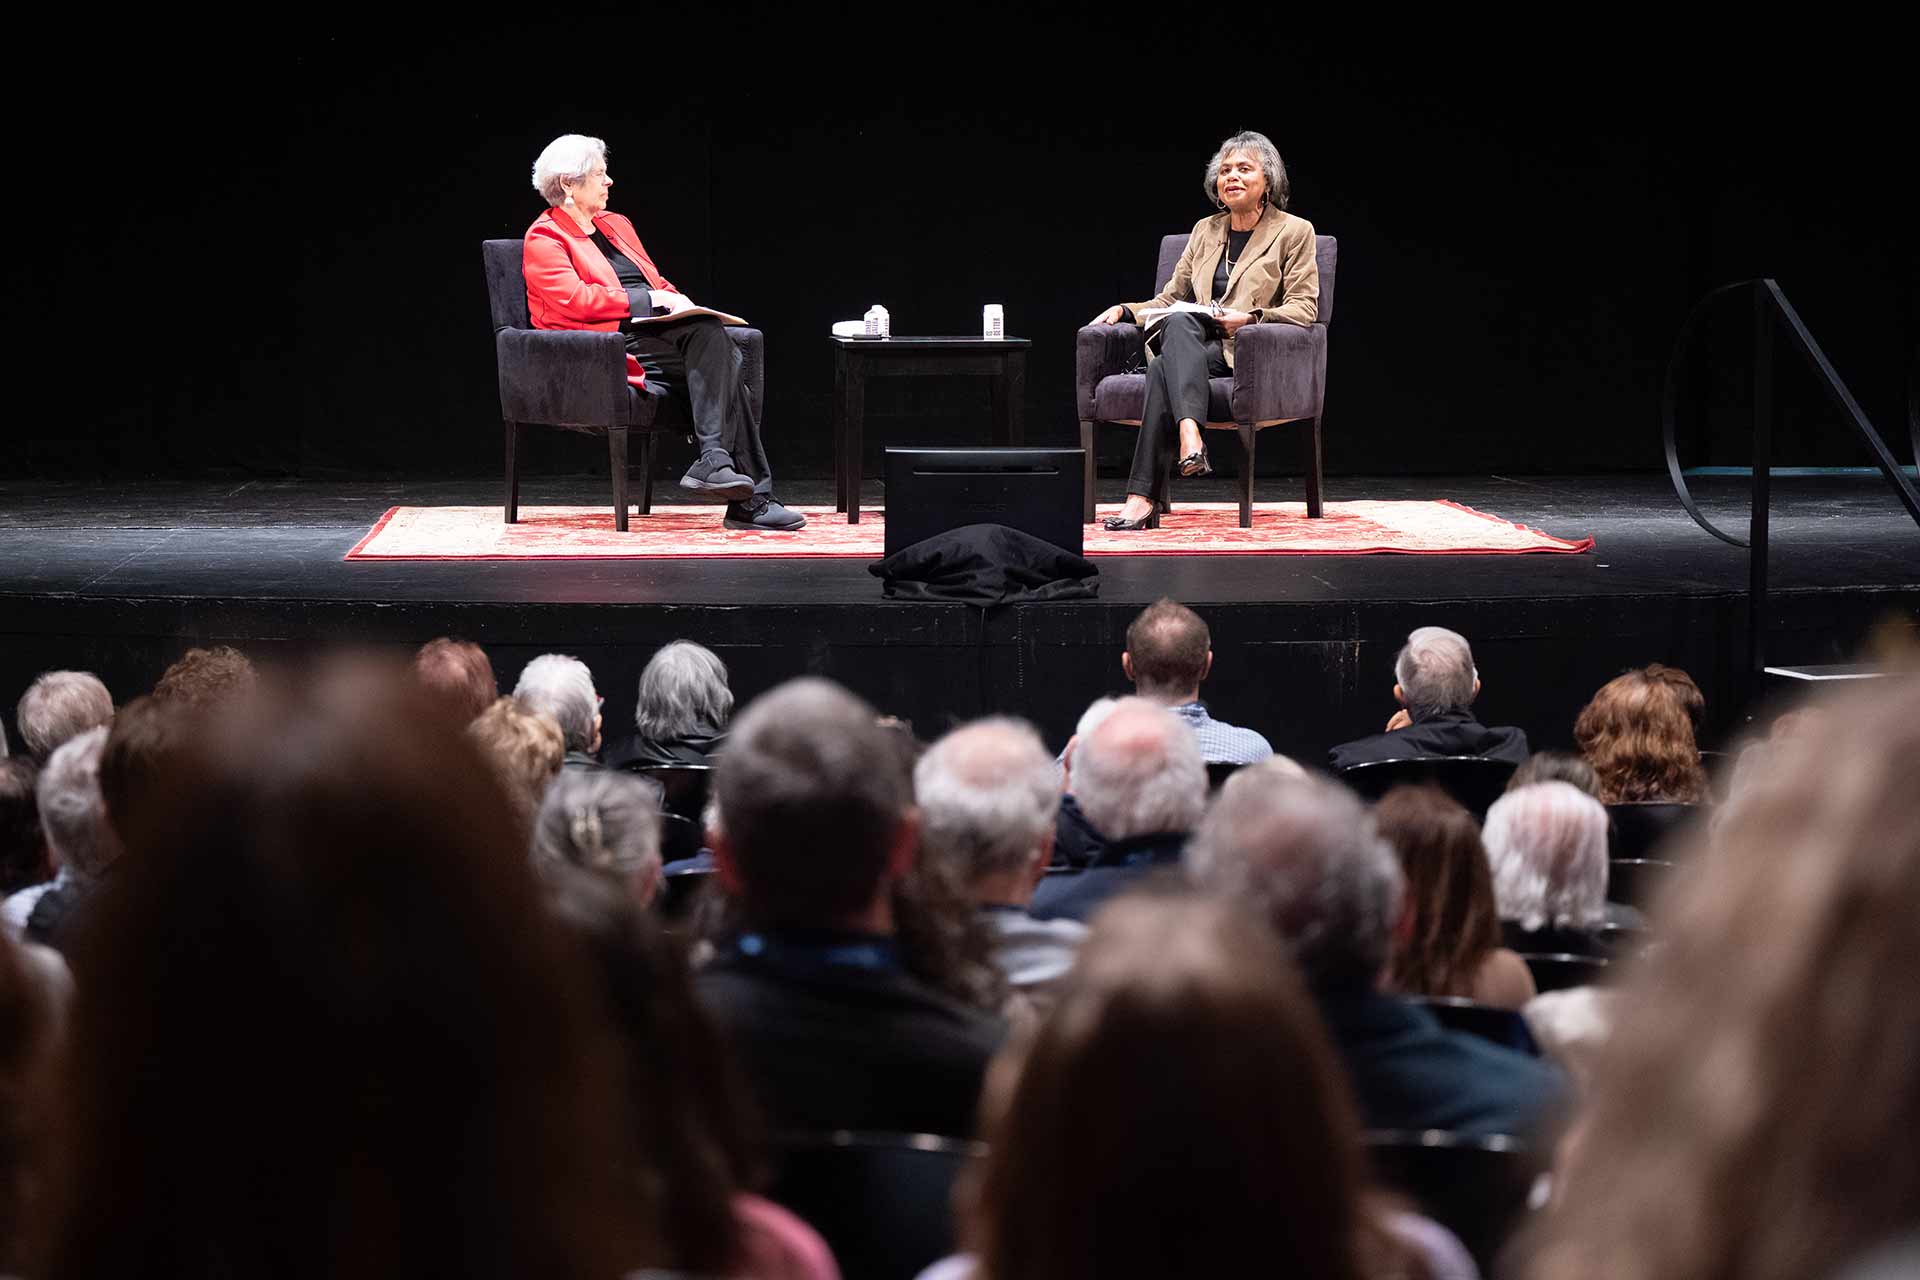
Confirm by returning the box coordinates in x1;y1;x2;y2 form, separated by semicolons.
1509;749;1603;797
1482;781;1609;932
1392;626;1479;720
1070;698;1206;842
633;640;732;743
1122;598;1213;702
1187;765;1401;991
150;645;256;710
1573;665;1708;803
915;717;1061;898
468;696;565;831
514;654;601;756
16;671;114;763
43;659;645;1277
712;677;917;929
1375;783;1501;998
0;759;45;894
968;892;1376;1280
531;769;664;906
412;637;497;725
35;727;115;883
98;698;200;852
1528;681;1920;1280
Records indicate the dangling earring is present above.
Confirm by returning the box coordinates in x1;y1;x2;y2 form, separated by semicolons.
563;191;576;207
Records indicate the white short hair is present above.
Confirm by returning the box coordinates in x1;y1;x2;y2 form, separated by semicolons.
634;641;733;741
36;726;117;878
531;134;607;207
17;670;114;763
1394;626;1479;719
1482;781;1609;931
1075;696;1121;741
1070;698;1206;841
915;717;1061;883
513;654;599;754
1187;765;1402;988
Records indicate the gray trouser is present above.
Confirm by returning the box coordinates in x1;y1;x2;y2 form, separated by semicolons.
627;316;773;494
1127;311;1229;497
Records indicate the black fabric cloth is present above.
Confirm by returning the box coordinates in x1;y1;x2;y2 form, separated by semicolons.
1028;829;1189;923
1316;987;1567;1139
605;731;726;770
588;228;659;319
25;878;88;952
561;750;604;773
694;931;1005;1139
1502;908;1643;956
1326;709;1531;772
1211;226;1255;301
1050;792;1105;869
626;315;773;493
1126;310;1231;496
869;524;1098;605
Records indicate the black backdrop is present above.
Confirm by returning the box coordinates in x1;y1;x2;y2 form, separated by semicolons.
8;13;1913;482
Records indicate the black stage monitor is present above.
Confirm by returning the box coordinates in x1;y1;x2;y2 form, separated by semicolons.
884;448;1085;560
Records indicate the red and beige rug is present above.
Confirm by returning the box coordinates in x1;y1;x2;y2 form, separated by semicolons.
345;500;1591;560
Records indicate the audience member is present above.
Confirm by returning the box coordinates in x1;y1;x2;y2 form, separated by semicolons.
916;718;1085;1004
0;758;46;896
149;644;257;709
1376;784;1535;1010
1328;627;1528;770
1;932;64;1275
1573;665;1708;803
531;769;665;907
1483;781;1627;952
1188;763;1563;1138
37;660;650;1277
547;872;840;1280
1507;750;1601;797
411;636;498;724
468;696;565;833
1519;987;1615;1094
1052;695;1119;868
15;670;114;763
943;893;1473;1280
515;653;603;769
3;729;111;941
1119;598;1273;764
607;640;733;769
1030;699;1206;924
1524;682;1920;1280
696;677;1005;1139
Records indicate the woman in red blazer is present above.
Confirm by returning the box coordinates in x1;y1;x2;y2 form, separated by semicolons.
524;134;803;531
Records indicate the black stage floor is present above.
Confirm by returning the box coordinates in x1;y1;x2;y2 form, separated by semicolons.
3;473;1916;762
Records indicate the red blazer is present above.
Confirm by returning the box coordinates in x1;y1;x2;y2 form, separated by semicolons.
522;208;679;387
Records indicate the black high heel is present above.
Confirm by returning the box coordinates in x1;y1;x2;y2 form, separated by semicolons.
1102;507;1161;531
1177;447;1212;478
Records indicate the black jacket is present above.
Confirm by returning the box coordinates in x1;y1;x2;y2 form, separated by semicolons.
1029;829;1190;924
695;937;1005;1139
1326;709;1530;771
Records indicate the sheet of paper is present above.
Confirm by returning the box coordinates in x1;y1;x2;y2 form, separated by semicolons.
629;306;748;327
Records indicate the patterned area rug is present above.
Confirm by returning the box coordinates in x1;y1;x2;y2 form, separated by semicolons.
345;501;1592;560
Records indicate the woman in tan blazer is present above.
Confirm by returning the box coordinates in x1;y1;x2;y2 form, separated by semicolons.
1090;131;1318;530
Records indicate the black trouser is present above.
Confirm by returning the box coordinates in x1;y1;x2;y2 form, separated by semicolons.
626;316;773;495
1126;311;1229;498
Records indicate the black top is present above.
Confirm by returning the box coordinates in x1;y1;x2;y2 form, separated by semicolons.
588;229;657;319
1326;709;1531;771
1212;227;1255;303
1029;829;1190;923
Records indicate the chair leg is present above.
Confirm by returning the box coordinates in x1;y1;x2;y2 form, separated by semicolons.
639;432;656;516
503;419;522;524
1303;415;1325;518
1237;423;1256;528
609;427;630;532
1080;419;1096;523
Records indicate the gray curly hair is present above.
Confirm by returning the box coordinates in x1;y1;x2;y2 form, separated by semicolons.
1202;130;1289;211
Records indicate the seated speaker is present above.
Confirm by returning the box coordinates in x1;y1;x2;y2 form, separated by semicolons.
883;448;1086;560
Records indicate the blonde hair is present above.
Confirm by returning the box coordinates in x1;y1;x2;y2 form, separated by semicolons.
468;696;564;829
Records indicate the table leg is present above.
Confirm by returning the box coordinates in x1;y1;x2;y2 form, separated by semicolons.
832;353;847;513
845;361;866;524
1006;350;1026;445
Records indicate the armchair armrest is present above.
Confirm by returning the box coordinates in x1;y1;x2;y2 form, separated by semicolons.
1076;323;1145;419
495;328;629;428
1228;322;1328;424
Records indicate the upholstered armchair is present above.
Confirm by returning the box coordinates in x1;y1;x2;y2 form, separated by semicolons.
481;240;765;531
1075;233;1337;527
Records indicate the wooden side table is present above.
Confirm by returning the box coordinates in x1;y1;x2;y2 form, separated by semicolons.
831;336;1032;523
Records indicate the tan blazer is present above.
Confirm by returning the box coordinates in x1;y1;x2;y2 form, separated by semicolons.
1124;205;1318;368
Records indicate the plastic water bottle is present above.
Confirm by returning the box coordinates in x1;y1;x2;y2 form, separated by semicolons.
875;305;891;338
983;304;1004;340
863;305;883;337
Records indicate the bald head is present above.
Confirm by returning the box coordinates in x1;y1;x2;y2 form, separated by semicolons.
1072;698;1206;841
916;717;1060;886
1124;599;1213;701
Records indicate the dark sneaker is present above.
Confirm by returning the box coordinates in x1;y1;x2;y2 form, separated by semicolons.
679;453;755;501
724;495;807;531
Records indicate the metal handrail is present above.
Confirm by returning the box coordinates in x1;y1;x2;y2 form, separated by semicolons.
1661;279;1920;705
